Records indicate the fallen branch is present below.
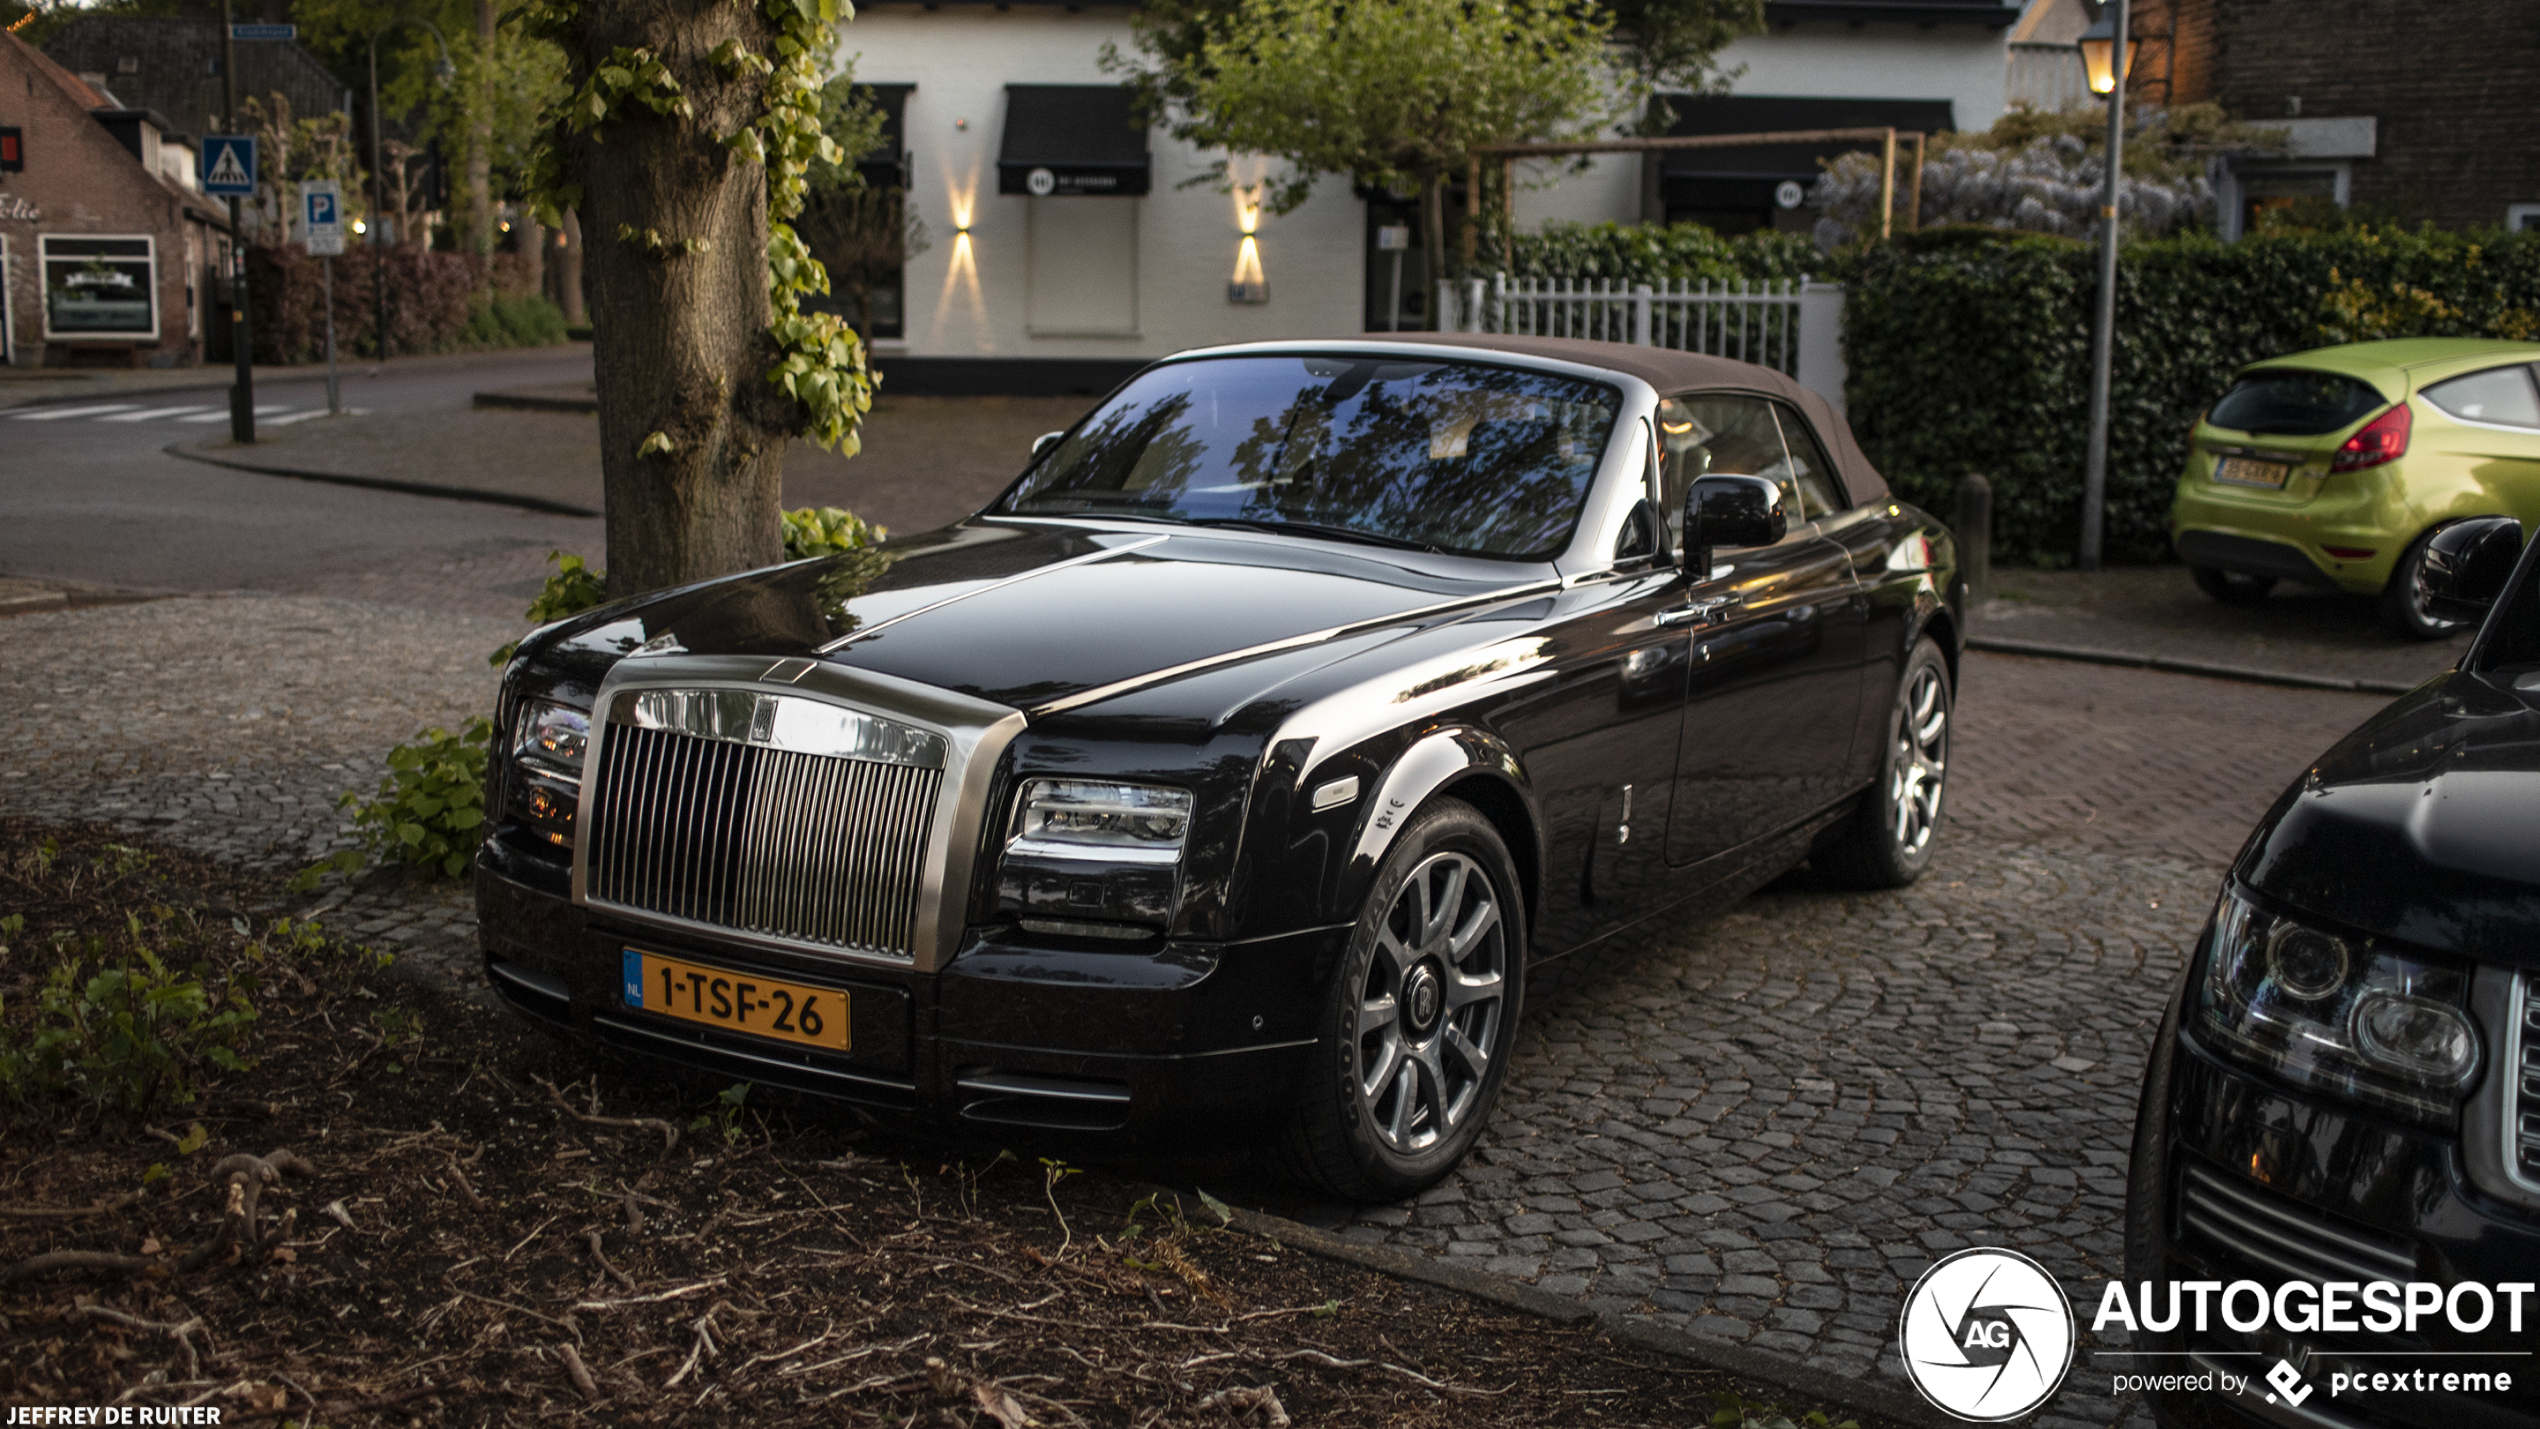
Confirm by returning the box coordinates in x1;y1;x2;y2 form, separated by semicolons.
1197;1385;1292;1427
71;1304;206;1380
585;1231;636;1292
534;1075;679;1154
0;1192;141;1221
4;1150;311;1283
446;1161;484;1211
558;1342;600;1401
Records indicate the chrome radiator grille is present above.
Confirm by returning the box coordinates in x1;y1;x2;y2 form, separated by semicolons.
585;722;942;957
2514;977;2540;1183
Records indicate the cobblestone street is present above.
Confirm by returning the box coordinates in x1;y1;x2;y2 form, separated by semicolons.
0;595;2401;1427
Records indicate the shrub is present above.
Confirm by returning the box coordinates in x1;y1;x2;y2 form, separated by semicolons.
0;930;257;1119
337;718;493;880
460;293;571;350
489;551;610;667
1506;220;1818;286
782;505;888;559
1839;225;2540;565
245;245;478;363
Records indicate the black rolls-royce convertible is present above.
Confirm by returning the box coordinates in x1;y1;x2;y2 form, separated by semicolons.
477;335;1965;1200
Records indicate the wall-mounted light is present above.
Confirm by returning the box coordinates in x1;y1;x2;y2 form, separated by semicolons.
2078;16;2135;96
1228;185;1268;304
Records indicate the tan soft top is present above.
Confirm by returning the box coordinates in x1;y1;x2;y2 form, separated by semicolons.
1361;332;1892;508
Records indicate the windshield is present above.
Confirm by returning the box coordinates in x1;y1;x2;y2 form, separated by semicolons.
996;356;1622;559
2207;370;2388;437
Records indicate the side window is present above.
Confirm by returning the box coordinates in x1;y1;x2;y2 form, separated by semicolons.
1771;407;1849;519
2423;365;2540;429
1656;394;1789;549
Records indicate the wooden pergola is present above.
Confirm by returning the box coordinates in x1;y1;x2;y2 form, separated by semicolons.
1468;127;1929;270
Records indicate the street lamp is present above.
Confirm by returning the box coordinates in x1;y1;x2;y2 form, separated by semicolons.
367;18;455;361
2077;15;2138;97
2076;0;2129;571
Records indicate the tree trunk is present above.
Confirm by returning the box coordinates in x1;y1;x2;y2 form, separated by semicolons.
560;0;791;598
466;0;498;261
518;213;547;301
557;209;586;324
1421;170;1448;331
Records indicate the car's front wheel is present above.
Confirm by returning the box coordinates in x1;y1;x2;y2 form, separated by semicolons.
1284;799;1524;1202
2381;527;2470;641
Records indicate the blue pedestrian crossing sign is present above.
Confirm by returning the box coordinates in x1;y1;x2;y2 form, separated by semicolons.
201;135;256;196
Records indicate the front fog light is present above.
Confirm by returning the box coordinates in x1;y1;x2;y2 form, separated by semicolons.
1007;779;1193;863
2353;993;2477;1080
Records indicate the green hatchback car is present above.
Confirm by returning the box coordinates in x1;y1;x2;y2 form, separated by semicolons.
2170;337;2540;637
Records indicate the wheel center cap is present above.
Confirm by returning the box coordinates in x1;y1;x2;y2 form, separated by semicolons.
1402;964;1443;1035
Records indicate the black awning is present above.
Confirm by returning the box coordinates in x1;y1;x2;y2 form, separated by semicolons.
997;85;1149;197
853;83;915;190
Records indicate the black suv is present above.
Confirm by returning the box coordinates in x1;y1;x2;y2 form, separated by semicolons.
2127;517;2540;1429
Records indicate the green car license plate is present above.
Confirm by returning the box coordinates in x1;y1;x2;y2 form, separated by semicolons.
2215;455;2291;488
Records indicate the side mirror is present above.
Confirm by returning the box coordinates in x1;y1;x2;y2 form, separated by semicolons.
1031;430;1067;461
1684;474;1787;576
2422;517;2523;624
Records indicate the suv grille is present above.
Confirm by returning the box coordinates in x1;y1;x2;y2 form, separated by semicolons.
2511;977;2540;1184
2179;1163;2415;1286
585;723;942;957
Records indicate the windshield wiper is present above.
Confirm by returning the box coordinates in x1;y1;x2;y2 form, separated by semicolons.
1185;518;1442;554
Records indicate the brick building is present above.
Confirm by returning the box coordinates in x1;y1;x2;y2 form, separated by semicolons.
0;30;231;367
2127;0;2540;234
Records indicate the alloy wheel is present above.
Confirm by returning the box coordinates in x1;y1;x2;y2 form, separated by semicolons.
1889;664;1948;856
1354;850;1507;1155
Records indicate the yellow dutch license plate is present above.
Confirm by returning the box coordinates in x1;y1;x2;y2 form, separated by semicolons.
2215;455;2291;488
622;950;851;1052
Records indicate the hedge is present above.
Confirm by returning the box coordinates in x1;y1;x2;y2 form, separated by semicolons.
244;247;566;365
1506;221;1817;286
1841;226;2540;565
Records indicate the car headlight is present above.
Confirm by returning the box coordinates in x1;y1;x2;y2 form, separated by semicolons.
2196;883;2480;1122
507;698;590;848
515;699;590;776
1006;779;1193;863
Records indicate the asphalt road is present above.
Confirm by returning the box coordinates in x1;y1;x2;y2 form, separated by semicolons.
2;348;601;619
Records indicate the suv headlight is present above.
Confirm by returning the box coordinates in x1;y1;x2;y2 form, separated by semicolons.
507;698;590;848
2197;883;2480;1122
1006;779;1192;863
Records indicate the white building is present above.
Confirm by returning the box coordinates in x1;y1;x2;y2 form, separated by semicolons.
836;0;2021;392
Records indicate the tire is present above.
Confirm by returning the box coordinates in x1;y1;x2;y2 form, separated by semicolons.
2189;564;2276;606
2380;527;2469;641
1816;637;1951;890
1283;799;1525;1202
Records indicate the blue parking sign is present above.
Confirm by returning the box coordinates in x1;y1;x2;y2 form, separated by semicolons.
306;189;337;226
201;135;256;196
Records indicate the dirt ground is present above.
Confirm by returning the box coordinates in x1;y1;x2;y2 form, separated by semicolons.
0;819;1905;1429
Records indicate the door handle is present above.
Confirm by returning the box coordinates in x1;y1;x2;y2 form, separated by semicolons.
1655;595;1742;628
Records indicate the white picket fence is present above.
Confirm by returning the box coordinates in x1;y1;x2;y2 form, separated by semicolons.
1434;274;1850;410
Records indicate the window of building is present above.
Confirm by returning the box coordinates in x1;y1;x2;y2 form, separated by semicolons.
41;234;156;340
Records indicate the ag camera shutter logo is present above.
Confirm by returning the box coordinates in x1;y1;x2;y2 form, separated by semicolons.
1900;1248;2077;1421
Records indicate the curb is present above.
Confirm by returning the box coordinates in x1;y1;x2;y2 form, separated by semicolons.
162;442;603;519
473;390;597;414
1966;633;2421;697
1164;1190;1958;1429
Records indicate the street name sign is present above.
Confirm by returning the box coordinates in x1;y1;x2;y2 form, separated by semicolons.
230;23;296;40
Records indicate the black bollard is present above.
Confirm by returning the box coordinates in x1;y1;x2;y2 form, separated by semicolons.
1956;473;1992;611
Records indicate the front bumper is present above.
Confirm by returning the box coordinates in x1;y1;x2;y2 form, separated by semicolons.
475;849;1338;1146
2131;1030;2540;1429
